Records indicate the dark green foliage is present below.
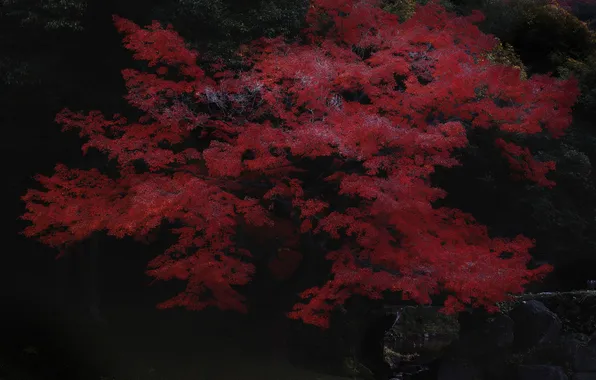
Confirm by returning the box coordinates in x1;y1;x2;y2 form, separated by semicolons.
1;0;87;31
0;0;87;87
426;0;596;113
149;0;309;68
558;52;596;115
492;1;594;73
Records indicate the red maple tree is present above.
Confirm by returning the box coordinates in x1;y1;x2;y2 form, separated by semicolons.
21;0;579;327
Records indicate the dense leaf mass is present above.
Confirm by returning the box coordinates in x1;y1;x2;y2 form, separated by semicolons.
21;0;579;327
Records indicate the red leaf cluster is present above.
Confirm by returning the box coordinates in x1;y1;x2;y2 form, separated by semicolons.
21;0;579;327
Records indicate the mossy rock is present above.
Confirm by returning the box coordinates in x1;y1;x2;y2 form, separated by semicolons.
392;305;460;336
383;305;459;366
499;290;596;335
342;356;376;380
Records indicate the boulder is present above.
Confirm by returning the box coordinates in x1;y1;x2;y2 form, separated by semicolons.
447;313;514;359
518;365;568;380
437;355;483;380
486;314;515;349
559;334;586;365
573;373;596;380
574;345;596;372
509;300;561;349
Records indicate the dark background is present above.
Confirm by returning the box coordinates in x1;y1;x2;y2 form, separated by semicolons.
1;0;596;378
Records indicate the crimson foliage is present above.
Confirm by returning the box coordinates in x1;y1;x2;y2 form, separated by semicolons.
22;0;579;327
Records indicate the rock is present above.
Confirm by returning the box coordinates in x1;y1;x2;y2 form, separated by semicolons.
560;335;584;358
483;351;516;380
360;312;395;379
574;345;596;371
437;356;483;380
573;373;596;380
560;334;585;363
448;314;514;359
509;300;561;349
383;346;402;370
483;314;515;349
518;365;568;380
432;313;515;380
